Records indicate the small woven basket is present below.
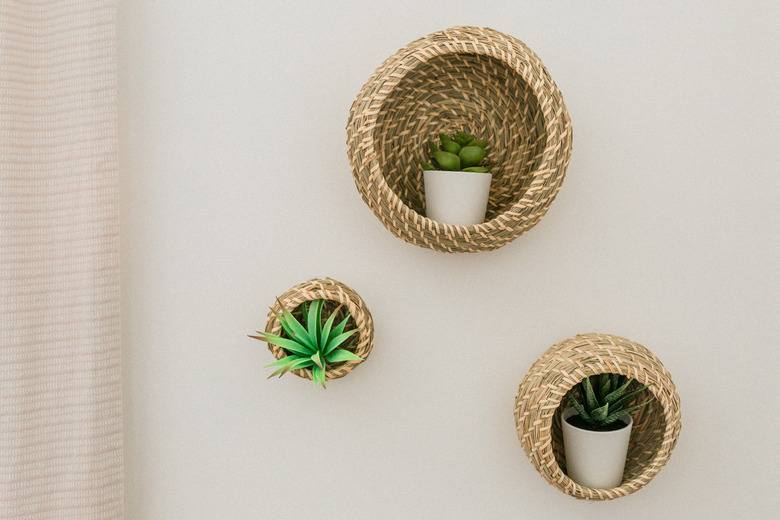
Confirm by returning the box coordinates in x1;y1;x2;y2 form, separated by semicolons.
264;278;374;381
514;333;681;500
346;26;572;253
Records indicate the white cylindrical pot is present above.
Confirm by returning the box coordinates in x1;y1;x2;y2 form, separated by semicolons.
423;170;492;226
561;407;633;489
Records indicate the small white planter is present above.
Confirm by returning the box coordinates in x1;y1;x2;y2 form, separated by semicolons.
561;407;633;489
423;170;492;226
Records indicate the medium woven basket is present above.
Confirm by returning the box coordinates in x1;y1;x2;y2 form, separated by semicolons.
514;333;681;500
346;26;572;253
265;278;374;381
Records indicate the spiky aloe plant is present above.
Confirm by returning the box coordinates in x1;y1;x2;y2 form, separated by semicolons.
420;131;493;173
566;374;654;431
249;299;362;388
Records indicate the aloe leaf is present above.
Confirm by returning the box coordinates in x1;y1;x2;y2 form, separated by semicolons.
591;402;609;422
598;374;610;398
611;384;653;410
567;393;595;425
312;366;326;389
265;355;304;379
326;349;363;363
328;313;352;343
582;376;599;412
610;373;620;392
604;399;653;424
249;333;312;356
604;377;634;404
276;299;314;348
300;301;308;323
264;355;303;368
267;366;286;379
310;351;324;369
307;299;323;347
324;329;357;356
320;305;342;350
269;308;295;339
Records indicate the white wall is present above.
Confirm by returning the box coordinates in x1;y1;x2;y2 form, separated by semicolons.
118;1;780;518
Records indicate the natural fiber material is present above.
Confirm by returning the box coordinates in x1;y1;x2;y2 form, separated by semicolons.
265;278;373;381
0;1;122;517
514;333;681;500
346;26;572;253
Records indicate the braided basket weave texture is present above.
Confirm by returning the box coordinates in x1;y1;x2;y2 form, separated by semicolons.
346;26;572;253
265;278;374;381
514;333;681;500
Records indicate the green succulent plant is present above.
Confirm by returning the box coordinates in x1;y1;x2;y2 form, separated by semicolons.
566;374;654;431
249;299;362;388
420;131;493;173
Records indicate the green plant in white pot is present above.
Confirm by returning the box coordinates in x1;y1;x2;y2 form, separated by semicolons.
420;132;493;226
562;374;654;489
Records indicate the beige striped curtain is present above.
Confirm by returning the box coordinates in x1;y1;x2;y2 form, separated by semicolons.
1;1;122;518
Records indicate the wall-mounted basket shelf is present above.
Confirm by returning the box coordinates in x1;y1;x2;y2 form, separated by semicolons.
346;26;572;253
514;333;681;500
265;278;374;381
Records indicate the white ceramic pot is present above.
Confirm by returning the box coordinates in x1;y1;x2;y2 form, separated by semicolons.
561;407;633;489
423;170;492;226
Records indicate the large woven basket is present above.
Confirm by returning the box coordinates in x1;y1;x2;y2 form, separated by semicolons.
264;278;374;381
514;333;681;500
346;26;572;253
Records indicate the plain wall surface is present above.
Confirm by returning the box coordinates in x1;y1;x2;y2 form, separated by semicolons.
118;1;780;518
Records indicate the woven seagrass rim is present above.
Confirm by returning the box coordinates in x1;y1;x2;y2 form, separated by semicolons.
346;26;572;253
265;278;374;381
514;333;682;500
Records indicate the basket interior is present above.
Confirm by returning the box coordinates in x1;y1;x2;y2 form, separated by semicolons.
551;377;666;486
373;52;547;221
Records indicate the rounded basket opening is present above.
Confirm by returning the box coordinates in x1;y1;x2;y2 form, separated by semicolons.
265;278;374;382
347;26;572;253
374;53;547;221
551;377;666;485
514;333;681;500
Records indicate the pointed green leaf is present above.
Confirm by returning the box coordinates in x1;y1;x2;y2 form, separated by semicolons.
249;333;313;356
611;384;653;411
320;305;342;351
567;393;595;425
582;376;599;412
328;313;352;343
269;308;295;339
591;402;609;422
598;374;610;398
307;299;323;347
312;366;326;389
311;351;324;369
324;329;357;356
604;377;634;404
264;355;303;368
300;301;308;323
276;300;314;348
326;349;363;363
604;399;653;424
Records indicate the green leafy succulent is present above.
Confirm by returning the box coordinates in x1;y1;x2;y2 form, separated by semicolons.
420;131;493;173
567;374;654;430
249;299;362;388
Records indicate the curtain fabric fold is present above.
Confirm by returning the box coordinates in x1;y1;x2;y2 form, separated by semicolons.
1;1;122;518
